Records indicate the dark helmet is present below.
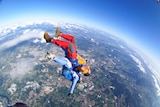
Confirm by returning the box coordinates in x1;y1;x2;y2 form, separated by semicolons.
12;102;30;107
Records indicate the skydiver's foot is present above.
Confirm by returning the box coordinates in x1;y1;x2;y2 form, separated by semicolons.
55;27;61;37
44;32;52;43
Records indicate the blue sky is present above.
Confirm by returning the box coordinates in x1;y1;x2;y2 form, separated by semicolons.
0;0;160;67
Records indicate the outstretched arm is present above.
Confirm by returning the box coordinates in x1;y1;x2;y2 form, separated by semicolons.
69;71;79;94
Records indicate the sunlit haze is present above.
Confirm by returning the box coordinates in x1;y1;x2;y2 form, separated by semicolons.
0;0;160;70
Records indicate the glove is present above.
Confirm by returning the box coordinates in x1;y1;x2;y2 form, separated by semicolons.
45;52;55;60
68;93;71;96
44;32;52;43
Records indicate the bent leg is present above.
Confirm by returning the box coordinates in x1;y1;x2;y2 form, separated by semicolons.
67;43;77;60
52;39;70;49
61;33;76;45
68;43;76;53
52;39;77;60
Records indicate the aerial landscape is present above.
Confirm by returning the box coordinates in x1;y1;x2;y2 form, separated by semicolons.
0;0;160;107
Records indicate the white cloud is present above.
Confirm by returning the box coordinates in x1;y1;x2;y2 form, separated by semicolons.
130;54;146;73
35;37;46;43
24;81;40;90
7;83;17;94
33;38;40;43
0;29;45;50
91;38;96;42
23;29;30;34
152;75;160;96
119;45;125;49
8;58;35;79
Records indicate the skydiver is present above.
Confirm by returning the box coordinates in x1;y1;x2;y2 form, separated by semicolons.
45;52;81;95
44;27;91;76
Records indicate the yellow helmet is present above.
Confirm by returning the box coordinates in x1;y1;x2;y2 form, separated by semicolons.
77;65;91;76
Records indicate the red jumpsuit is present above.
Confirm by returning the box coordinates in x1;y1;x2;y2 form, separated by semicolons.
51;33;77;64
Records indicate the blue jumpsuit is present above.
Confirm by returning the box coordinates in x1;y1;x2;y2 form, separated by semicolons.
53;56;80;94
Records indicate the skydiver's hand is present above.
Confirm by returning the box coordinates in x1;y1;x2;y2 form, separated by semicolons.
68;93;71;96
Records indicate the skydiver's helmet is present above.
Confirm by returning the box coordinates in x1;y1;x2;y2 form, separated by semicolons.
11;102;30;107
77;65;91;76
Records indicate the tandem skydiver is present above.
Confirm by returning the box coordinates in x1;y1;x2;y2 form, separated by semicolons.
44;27;91;95
44;27;91;76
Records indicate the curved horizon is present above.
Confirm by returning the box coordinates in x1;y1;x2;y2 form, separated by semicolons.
0;0;160;71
